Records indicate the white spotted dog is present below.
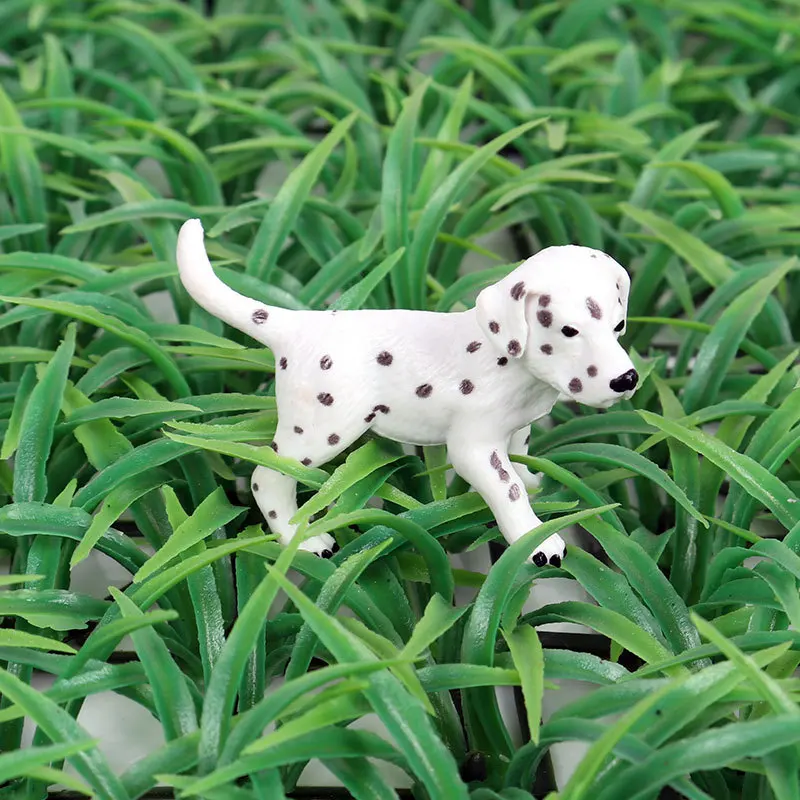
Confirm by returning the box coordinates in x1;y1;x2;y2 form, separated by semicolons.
176;219;638;565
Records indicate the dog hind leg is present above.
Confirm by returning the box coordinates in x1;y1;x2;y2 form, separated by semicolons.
250;465;339;557
250;420;363;557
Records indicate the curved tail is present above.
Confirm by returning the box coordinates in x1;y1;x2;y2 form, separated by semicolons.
176;219;286;349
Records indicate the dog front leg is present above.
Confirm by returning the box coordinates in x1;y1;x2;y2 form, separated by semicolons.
508;427;543;490
447;435;565;567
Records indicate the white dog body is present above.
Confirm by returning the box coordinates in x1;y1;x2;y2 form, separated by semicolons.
176;219;637;565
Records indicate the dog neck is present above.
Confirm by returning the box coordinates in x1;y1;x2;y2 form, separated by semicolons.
461;308;561;433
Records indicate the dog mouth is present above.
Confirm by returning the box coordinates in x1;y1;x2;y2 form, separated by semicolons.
571;395;617;409
558;380;635;408
593;397;617;409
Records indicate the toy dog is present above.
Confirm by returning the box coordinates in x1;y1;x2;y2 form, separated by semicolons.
176;220;637;565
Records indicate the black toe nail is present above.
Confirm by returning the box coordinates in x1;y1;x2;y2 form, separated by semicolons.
532;552;547;567
320;549;333;559
549;554;561;568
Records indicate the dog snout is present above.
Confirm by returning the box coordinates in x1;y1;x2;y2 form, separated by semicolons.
609;368;638;394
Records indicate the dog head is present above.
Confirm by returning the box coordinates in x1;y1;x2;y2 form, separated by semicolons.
475;245;637;408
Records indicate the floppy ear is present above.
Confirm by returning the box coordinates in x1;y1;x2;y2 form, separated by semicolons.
475;269;536;360
612;263;631;331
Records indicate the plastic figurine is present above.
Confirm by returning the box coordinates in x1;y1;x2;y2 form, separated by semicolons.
176;219;638;565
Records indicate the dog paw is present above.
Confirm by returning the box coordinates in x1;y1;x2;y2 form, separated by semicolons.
299;532;337;557
530;533;566;568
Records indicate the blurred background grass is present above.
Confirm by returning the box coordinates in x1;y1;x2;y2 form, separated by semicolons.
0;1;799;799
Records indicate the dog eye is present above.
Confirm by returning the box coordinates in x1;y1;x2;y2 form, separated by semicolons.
614;321;625;333
561;326;579;338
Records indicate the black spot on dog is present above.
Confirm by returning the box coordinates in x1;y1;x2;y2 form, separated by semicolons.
320;355;333;370
268;510;277;519
540;344;553;355
317;392;334;406
539;295;551;307
466;341;482;353
416;384;433;398
279;357;288;369
587;365;598;377
586;297;602;320
270;442;278;452
252;308;269;324
328;433;340;445
320;549;333;559
536;310;552;328
532;552;547;567
509;484;521;501
525;434;530;446
490;451;511;482
549;554;561;567
569;378;583;393
294;425;304;434
459;379;474;395
374;404;390;414
590;253;597;259
301;457;312;466
488;321;500;334
252;483;259;492
510;281;525;300
497;357;508;366
364;413;376;423
507;339;521;356
377;351;393;366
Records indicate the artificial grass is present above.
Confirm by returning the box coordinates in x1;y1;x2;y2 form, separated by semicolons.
0;1;799;798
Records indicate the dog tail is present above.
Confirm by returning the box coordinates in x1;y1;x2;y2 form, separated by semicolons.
176;218;287;349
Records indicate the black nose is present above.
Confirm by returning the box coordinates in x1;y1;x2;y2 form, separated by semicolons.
609;368;638;393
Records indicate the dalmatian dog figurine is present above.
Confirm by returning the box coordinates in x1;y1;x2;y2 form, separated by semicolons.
176;219;638;566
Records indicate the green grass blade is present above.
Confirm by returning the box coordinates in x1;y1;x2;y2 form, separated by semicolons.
538;443;707;526
258;566;469;799
13;325;75;503
245;113;358;281
640;411;800;529
682;258;796;413
598;715;800;800
619;204;730;286
503;625;544;745
0;85;47;250
382;78;429;307
461;504;620;759
0;739;97;787
406;118;546;307
0;296;190;396
0;666;129;800
561;681;679;800
109;588;198;741
133;488;244;583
